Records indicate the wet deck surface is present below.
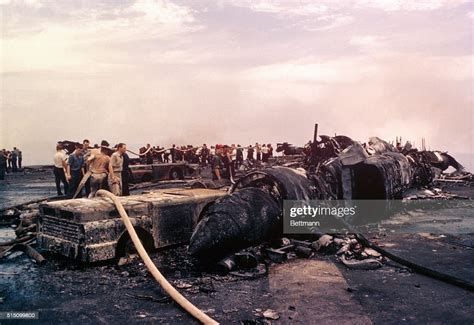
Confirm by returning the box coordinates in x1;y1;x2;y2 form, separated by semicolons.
0;170;473;324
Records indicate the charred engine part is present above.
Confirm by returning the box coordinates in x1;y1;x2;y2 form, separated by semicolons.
341;151;413;199
230;167;317;201
404;152;434;186
310;135;355;166
311;157;344;199
311;141;434;200
188;187;281;259
189;167;317;259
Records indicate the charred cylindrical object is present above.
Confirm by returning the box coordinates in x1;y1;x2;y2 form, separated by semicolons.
216;255;237;275
345;152;413;199
189;167;317;259
188;187;280;259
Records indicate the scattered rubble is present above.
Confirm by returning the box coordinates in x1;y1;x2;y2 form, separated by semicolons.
0;204;44;264
2;162;473;323
190;132;450;258
262;309;280;320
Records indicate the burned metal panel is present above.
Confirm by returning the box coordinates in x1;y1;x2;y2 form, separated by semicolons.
342;152;413;199
38;215;85;244
230;167;316;201
341;167;353;200
144;189;226;248
314;157;344;199
37;234;118;262
37;214;152;261
39;197;149;223
82;215;152;245
84;241;118;262
150;203;196;248
37;235;86;261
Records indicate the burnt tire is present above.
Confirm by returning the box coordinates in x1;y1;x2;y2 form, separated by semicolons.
116;228;154;259
169;168;183;180
141;173;152;182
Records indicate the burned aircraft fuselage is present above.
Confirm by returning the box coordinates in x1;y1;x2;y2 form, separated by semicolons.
189;135;436;258
188;167;316;260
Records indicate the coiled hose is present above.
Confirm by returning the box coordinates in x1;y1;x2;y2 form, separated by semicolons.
97;190;219;325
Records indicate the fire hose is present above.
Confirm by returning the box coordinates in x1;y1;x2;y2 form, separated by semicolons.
126;146;155;156
96;190;219;325
127;146;202;157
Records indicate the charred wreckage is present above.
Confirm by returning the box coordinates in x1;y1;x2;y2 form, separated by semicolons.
31;127;467;261
188;129;464;259
1;126;472;289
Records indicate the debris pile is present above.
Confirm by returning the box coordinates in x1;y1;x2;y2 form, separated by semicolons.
435;171;474;184
403;187;469;200
188;130;472;261
207;233;388;277
0;204;45;264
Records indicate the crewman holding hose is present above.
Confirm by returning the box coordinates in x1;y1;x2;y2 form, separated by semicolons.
87;140;111;198
145;143;153;164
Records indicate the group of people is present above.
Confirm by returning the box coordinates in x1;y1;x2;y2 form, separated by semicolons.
54;139;131;198
208;143;274;181
140;143;274;168
141;144;203;164
0;147;23;180
51;140;275;197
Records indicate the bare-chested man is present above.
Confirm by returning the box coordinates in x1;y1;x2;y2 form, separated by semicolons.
87;140;111;198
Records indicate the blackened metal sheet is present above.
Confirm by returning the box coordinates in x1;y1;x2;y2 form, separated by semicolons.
230;167;316;201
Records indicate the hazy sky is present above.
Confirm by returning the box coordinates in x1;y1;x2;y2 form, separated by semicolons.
1;0;473;167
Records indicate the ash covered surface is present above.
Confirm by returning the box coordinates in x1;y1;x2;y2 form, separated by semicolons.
0;167;57;210
0;168;474;324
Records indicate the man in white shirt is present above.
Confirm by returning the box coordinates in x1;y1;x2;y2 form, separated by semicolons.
255;143;261;161
53;144;69;196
